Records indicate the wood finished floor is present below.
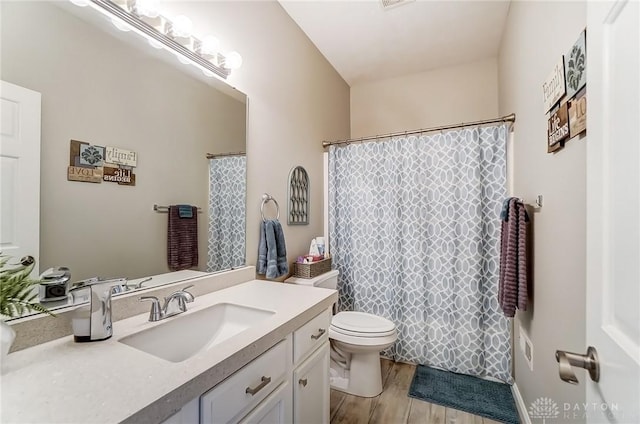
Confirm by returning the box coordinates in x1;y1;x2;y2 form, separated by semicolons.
330;359;504;424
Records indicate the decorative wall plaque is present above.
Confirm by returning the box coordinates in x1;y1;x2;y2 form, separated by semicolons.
548;102;570;151
103;166;136;186
68;140;136;185
288;166;309;225
542;59;566;113
67;165;103;183
68;140;103;183
564;30;587;100
105;146;137;167
568;88;587;138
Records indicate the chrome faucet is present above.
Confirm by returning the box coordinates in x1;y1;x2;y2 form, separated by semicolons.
140;285;195;322
69;277;126;342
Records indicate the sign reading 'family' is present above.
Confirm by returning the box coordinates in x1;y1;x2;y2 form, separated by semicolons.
542;59;566;113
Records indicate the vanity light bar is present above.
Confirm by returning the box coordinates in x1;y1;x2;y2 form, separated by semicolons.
88;0;232;79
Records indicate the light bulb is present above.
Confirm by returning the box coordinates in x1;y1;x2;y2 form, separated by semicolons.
224;51;242;70
171;15;193;38
202;69;216;78
148;38;163;49
135;0;160;18
111;18;131;32
70;0;90;6
200;35;220;55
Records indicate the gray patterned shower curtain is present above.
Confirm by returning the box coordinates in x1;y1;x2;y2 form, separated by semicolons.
328;124;512;383
207;156;246;272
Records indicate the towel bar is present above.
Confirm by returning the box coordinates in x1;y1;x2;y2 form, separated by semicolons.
153;204;202;213
260;194;280;222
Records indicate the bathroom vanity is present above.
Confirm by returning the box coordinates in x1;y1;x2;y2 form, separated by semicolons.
0;278;337;423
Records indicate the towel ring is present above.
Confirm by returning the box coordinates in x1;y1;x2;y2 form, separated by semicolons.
261;193;280;222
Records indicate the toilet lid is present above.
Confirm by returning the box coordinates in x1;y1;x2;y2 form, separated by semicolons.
331;311;396;335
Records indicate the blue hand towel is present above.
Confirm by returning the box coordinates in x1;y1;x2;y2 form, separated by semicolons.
258;221;268;275
257;219;288;279
177;204;194;218
272;220;289;277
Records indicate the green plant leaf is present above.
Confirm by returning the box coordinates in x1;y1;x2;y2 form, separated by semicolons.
0;253;55;319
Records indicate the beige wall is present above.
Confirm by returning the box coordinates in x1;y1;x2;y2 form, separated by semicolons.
160;1;351;274
498;1;587;417
350;58;498;137
1;1;246;281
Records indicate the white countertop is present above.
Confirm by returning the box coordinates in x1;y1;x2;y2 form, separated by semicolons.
1;280;337;424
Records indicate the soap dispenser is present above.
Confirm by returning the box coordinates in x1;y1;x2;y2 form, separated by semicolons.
69;278;126;342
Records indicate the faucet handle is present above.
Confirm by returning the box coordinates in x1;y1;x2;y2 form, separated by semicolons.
140;296;162;321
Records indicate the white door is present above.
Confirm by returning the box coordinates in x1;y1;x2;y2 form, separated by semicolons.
586;1;640;423
0;80;41;274
293;343;329;424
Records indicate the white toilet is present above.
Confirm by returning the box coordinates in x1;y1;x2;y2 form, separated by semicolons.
285;269;397;398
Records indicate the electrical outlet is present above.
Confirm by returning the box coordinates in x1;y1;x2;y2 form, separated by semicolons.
519;325;534;371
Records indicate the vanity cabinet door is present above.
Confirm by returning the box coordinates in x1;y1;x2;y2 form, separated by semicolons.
293;342;329;424
238;382;292;424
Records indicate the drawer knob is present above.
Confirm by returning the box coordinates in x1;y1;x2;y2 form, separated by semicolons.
311;328;326;340
299;378;308;387
245;376;271;396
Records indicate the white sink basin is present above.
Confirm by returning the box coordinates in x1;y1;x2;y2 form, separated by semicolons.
119;303;275;362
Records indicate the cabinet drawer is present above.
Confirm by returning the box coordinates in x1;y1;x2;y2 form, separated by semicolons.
200;339;288;424
293;308;331;363
238;382;292;424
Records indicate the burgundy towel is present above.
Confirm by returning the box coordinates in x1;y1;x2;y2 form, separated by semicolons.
498;198;529;317
167;205;198;271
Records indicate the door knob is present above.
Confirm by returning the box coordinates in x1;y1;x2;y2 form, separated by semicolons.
555;346;599;384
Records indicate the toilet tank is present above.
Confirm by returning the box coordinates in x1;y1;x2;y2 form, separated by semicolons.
284;269;339;289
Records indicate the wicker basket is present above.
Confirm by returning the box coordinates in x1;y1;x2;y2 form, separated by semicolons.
293;258;332;279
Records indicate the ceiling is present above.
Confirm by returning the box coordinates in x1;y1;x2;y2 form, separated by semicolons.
279;0;511;86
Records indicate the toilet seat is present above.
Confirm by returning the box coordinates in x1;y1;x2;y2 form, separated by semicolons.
329;311;397;345
331;311;395;336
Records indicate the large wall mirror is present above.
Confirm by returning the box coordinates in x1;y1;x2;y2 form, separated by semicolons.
0;1;247;318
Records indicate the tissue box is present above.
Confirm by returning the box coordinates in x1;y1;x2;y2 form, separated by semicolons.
293;258;332;279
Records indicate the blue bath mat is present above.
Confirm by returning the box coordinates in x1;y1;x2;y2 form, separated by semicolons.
408;365;520;424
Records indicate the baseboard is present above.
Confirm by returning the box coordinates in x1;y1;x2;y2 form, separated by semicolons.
511;382;532;424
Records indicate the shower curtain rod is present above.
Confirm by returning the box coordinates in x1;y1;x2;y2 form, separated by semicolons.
206;151;246;159
322;113;516;148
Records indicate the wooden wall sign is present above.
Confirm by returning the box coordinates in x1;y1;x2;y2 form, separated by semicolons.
68;165;103;183
103;167;136;186
565;30;587;99
543;59;566;112
68;140;137;185
68;140;103;183
548;102;570;149
568;88;587;138
105;146;137;167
